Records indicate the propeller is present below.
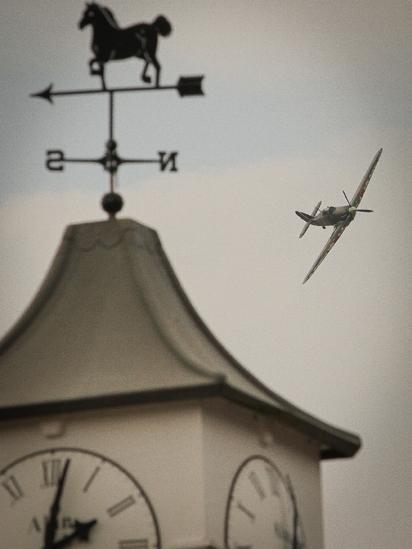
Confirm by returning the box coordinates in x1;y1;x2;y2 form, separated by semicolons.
342;190;351;206
343;191;373;214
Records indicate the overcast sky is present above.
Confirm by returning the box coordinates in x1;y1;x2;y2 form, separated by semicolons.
1;1;412;548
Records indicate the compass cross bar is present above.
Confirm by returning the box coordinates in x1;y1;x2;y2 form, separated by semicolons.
46;149;178;174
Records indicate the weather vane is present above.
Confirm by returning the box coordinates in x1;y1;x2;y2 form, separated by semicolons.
31;2;204;216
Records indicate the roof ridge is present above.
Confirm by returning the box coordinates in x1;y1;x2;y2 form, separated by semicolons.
63;218;152;252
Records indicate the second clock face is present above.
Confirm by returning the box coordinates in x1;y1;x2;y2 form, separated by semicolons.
224;455;305;549
0;447;161;549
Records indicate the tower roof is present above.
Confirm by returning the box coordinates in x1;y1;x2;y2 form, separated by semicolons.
0;218;360;459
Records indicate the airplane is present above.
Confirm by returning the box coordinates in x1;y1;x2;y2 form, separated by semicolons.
296;148;383;284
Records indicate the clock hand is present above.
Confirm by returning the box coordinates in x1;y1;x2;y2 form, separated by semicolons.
43;459;71;549
286;475;301;549
51;519;97;549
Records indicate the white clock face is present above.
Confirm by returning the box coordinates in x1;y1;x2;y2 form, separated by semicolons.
224;455;305;549
0;447;161;549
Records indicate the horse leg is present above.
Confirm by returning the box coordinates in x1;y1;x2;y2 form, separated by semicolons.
89;58;107;89
89;58;100;75
100;63;107;90
143;53;160;87
141;59;151;84
151;55;161;88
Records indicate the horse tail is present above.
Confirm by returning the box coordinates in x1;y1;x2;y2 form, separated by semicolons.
153;15;172;37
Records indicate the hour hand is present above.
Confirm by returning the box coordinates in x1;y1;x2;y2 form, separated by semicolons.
73;519;97;542
51;519;97;548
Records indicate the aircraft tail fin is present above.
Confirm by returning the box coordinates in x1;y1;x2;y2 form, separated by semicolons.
295;211;313;223
296;201;322;238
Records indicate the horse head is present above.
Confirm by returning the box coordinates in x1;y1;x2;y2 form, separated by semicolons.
79;3;100;29
79;3;119;30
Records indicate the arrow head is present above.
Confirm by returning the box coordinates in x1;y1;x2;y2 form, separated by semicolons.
30;83;54;104
177;76;204;97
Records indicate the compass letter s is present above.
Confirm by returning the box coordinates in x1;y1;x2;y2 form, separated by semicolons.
46;150;65;171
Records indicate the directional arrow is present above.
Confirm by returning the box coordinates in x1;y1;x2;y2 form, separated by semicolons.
31;76;204;103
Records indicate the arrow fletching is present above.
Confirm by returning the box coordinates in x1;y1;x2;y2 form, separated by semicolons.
177;76;204;97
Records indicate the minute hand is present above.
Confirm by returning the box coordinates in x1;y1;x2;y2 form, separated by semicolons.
43;459;71;549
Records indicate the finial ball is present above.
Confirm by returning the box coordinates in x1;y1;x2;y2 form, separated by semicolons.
102;192;123;216
106;139;117;152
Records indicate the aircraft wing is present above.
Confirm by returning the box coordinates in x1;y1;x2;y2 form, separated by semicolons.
350;148;383;208
303;220;350;284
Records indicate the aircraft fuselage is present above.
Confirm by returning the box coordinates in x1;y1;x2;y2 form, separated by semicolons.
310;205;355;227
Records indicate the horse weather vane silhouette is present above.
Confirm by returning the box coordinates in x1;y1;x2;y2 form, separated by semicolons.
31;2;204;216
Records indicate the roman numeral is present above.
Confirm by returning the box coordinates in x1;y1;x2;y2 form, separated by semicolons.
83;466;101;493
237;501;255;522
27;516;42;534
2;475;24;503
41;458;63;487
118;539;148;549
61;516;75;529
266;466;280;497
107;495;136;517
248;471;266;500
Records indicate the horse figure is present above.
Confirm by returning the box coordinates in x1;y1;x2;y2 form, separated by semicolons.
79;3;172;90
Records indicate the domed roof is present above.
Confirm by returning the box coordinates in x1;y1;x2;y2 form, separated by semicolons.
0;218;360;459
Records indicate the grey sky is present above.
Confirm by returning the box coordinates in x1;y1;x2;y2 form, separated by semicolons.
1;1;412;548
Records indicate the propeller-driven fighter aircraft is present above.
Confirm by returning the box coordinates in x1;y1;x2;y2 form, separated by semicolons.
296;148;383;284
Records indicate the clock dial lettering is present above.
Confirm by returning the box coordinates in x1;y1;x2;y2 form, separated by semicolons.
236;501;255;522
61;516;75;529
83;465;101;493
27;515;77;534
28;516;42;534
265;465;280;497
248;471;265;500
2;475;24;503
119;539;149;549
107;495;136;517
42;458;63;487
274;522;290;542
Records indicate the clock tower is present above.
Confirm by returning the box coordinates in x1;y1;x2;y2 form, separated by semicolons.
0;216;360;549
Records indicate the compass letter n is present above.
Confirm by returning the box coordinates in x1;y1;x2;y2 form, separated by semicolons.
158;151;178;172
46;150;65;171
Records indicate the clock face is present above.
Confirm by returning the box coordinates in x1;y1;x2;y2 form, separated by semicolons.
224;455;305;549
0;447;161;549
